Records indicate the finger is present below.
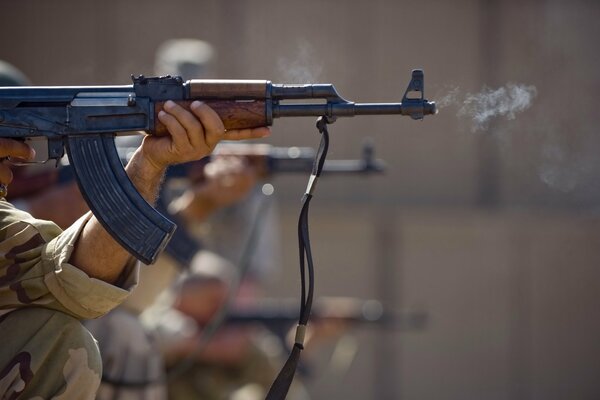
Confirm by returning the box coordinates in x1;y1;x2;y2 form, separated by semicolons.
158;109;193;153
0;138;36;160
190;101;226;149
221;127;271;141
164;100;204;149
0;164;14;186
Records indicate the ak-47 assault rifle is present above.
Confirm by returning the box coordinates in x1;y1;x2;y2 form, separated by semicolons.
0;70;436;264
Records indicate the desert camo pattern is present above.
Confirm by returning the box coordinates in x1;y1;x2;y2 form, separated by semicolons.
0;199;139;399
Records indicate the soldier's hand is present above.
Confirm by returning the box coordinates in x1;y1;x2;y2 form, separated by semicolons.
140;101;270;172
170;155;258;220
0;138;36;197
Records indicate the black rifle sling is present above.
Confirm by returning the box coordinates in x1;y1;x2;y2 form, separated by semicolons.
66;134;176;264
266;117;331;400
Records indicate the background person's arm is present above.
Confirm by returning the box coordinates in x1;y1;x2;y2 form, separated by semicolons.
70;101;269;284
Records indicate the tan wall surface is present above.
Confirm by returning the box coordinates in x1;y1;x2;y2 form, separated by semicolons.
272;205;600;399
2;1;600;399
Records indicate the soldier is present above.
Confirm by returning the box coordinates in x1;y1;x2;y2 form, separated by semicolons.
143;251;310;400
0;59;270;398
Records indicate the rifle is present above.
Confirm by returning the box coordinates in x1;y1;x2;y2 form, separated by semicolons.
224;297;428;332
0;70;435;263
208;141;386;176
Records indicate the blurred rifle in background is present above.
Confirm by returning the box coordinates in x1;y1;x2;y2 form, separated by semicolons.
159;141;385;268
116;141;386;182
225;297;428;333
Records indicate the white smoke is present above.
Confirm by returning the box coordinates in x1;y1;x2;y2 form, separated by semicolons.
458;84;538;131
277;39;323;83
435;83;598;194
434;85;460;109
435;84;538;132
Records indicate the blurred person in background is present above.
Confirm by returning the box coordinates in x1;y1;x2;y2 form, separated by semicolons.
143;244;349;400
142;251;311;400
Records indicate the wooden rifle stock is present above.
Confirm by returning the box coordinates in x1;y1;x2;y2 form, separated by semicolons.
153;100;269;134
154;80;270;134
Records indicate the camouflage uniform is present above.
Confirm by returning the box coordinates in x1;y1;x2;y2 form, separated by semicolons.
0;199;139;399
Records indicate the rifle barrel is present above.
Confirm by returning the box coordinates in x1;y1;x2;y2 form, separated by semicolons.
273;101;435;119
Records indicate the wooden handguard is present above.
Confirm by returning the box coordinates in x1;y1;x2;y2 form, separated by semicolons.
154;79;270;135
188;79;269;99
153;99;268;134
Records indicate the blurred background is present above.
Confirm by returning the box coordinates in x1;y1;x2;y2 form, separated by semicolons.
2;0;600;399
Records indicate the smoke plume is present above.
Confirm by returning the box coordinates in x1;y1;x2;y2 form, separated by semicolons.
458;84;538;131
277;39;322;83
435;85;461;109
435;84;537;132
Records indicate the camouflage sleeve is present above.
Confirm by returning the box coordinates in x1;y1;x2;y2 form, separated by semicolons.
0;199;140;320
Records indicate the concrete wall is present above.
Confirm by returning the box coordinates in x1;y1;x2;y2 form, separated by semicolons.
269;205;600;399
2;1;600;398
